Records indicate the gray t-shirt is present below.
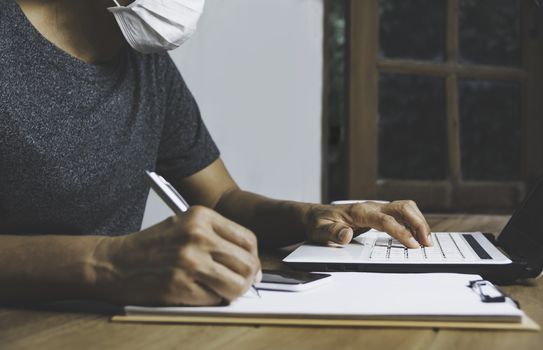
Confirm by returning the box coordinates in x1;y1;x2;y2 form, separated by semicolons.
0;0;220;235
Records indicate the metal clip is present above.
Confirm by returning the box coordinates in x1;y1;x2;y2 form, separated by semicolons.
468;280;506;303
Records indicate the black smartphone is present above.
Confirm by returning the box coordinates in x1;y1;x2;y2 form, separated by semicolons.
254;270;332;291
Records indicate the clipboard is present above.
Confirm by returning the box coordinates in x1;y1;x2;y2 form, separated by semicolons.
111;273;540;331
111;313;540;331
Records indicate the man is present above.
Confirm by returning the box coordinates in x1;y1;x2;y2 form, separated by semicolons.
0;0;432;306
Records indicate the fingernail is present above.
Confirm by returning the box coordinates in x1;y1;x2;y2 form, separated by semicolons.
408;237;420;248
255;269;262;283
338;228;350;243
427;235;434;247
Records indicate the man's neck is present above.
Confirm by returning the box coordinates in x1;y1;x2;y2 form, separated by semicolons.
16;0;126;64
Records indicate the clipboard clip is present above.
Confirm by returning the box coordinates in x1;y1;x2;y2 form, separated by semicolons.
468;280;507;303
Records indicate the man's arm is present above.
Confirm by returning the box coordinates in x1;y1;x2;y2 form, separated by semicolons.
174;158;432;249
171;159;306;248
0;234;104;302
0;207;260;305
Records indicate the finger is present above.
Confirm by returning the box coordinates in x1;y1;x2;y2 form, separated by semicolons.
312;220;353;245
371;214;420;248
385;201;432;247
168;272;222;306
183;283;223;306
404;204;432;247
195;259;251;302
255;269;263;283
210;236;260;280
396;206;431;246
208;211;258;255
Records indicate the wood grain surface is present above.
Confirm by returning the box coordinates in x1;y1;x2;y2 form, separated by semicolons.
0;215;541;350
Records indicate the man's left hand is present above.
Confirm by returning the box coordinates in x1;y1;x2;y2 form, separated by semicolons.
302;200;432;248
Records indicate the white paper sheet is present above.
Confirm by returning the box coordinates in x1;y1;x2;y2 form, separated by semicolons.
126;273;524;322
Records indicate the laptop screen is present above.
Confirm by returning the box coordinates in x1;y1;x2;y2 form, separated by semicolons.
498;175;543;275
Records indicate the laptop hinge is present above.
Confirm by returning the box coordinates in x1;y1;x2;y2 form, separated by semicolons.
483;232;538;278
482;232;499;245
510;260;538;280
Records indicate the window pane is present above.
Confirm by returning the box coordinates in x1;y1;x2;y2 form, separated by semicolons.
379;0;446;62
459;0;521;67
378;74;448;180
459;80;521;181
326;0;349;201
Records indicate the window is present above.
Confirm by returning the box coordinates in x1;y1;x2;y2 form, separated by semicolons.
325;0;543;212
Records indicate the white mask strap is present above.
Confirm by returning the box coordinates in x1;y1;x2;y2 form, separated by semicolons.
112;0;122;7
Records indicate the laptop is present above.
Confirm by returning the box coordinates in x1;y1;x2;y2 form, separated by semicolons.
284;176;543;283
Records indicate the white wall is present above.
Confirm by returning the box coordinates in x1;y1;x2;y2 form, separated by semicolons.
142;0;324;229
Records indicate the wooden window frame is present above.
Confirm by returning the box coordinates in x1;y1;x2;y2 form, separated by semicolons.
344;0;543;212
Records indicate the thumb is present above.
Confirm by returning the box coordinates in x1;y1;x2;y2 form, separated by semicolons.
314;222;354;245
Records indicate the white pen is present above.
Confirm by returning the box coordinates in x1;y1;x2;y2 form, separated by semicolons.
144;170;261;298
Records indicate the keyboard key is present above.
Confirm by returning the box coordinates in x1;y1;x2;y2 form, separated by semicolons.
435;233;463;258
406;248;424;260
361;237;376;247
443;252;462;259
427;234;435;246
423;245;441;254
375;238;391;247
423;247;444;260
388;248;405;260
370;246;388;259
390;243;405;248
451;234;474;259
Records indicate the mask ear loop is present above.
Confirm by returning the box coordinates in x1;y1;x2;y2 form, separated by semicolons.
112;0;122;7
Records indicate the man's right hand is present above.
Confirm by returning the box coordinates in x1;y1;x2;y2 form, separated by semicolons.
92;206;261;306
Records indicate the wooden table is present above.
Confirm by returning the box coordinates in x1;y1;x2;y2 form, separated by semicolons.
1;215;542;350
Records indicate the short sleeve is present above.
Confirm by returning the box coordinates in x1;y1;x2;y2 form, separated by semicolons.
156;55;220;179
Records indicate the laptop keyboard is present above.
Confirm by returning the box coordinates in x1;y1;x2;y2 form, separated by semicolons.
369;233;478;261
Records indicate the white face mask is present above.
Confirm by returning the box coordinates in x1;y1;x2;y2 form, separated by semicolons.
108;0;205;54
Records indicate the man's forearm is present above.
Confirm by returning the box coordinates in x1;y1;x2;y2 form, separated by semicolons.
0;234;106;303
215;189;310;248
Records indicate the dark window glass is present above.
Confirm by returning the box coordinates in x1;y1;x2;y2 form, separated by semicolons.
378;74;448;180
379;0;446;61
326;0;348;201
459;0;521;67
459;80;521;181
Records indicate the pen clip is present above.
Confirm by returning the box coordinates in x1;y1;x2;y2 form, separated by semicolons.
468;279;506;303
